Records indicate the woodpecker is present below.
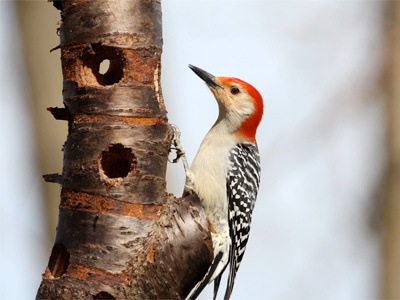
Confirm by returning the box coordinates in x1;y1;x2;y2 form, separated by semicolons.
183;65;264;300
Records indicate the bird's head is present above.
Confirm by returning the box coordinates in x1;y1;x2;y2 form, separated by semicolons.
189;64;264;144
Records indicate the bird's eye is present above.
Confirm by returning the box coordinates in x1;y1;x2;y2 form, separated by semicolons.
230;87;240;95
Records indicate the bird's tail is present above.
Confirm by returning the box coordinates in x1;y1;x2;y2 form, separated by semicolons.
187;227;231;299
187;252;224;300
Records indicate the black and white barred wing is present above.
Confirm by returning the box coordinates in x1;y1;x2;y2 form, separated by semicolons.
224;143;261;299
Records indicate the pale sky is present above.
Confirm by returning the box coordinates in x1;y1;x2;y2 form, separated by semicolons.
0;1;385;299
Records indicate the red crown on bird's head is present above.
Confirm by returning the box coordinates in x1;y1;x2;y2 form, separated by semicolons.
218;77;264;144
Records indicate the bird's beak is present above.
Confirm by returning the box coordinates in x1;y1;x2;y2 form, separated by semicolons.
189;65;222;89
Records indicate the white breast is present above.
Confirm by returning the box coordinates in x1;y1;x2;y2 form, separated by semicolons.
187;120;238;234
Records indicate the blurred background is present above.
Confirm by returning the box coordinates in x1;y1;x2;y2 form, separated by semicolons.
1;0;399;299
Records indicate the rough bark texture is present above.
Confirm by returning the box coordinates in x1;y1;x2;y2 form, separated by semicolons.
37;1;212;299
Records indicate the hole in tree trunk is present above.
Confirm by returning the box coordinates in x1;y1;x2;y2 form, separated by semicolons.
48;242;70;278
95;58;123;86
82;45;124;86
93;292;116;299
100;144;137;179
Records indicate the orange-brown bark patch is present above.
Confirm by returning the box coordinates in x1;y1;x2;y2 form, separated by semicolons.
147;245;156;264
73;114;165;125
61;188;162;219
66;262;129;286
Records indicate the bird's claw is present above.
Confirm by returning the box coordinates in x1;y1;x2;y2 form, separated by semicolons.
169;124;190;174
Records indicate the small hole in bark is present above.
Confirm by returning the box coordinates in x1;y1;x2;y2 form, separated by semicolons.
93;292;116;299
100;144;136;179
82;45;124;86
48;242;70;278
96;58;123;86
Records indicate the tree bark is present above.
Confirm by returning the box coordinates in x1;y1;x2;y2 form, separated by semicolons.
37;1;212;299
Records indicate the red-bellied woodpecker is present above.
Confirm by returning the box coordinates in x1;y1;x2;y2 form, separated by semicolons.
173;65;263;300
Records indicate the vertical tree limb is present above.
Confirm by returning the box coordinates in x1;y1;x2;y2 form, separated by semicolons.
383;2;400;299
37;1;212;299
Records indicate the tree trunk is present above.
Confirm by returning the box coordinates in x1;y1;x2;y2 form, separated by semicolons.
36;1;212;299
383;2;400;299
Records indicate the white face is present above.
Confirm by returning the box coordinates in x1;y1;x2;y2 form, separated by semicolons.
210;79;255;127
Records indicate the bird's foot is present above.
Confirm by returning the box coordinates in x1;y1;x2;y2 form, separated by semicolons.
169;124;190;177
